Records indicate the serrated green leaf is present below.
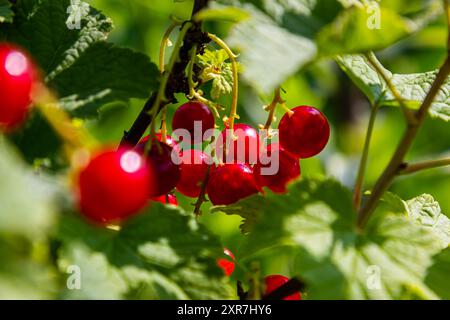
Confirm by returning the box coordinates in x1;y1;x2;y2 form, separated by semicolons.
4;0;159;118
0;0;13;23
0;136;57;239
338;54;450;121
226;4;317;93
49;42;159;117
57;204;235;300
217;179;445;299
405;194;450;248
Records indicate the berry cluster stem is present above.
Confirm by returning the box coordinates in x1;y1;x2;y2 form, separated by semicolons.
263;88;284;130
357;0;450;228
207;33;239;131
353;100;380;209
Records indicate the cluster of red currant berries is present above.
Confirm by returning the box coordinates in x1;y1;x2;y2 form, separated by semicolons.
77;100;329;223
0;43;329;224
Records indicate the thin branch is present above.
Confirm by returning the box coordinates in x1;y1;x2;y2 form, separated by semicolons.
399;158;450;175
353;102;379;209
119;0;210;147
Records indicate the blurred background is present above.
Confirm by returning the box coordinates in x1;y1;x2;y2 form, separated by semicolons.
84;0;449;280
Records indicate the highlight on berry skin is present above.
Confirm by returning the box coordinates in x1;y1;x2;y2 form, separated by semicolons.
0;43;38;131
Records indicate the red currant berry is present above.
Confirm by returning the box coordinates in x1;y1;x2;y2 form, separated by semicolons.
145;141;181;197
0;43;37;131
216;123;260;164
151;194;178;206
206;164;258;205
278;106;330;159
217;248;235;276
264;275;302;300
77;148;151;223
176;149;212;198
253;143;300;193
172;101;215;144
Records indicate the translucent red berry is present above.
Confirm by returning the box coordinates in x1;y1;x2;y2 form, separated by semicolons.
77;148;151;223
176;149;212;198
217;248;235;276
206;164;258;205
216;123;260;164
278;106;330;159
0;43;37;131
264;275;302;300
151;194;178;206
172;101;215;144
253;143;300;193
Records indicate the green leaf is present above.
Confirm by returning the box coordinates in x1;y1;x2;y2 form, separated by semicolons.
0;136;57;239
0;238;57;299
4;0;159;117
337;54;450;121
195;4;250;22
198;49;234;100
425;248;450;299
217;179;445;299
0;0;13;23
49;42;159;117
317;5;412;56
405;194;450;248
57;204;235;300
226;4;317;93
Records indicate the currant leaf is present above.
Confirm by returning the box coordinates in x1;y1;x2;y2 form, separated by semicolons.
214;178;448;299
338;54;450;122
57;204;235;300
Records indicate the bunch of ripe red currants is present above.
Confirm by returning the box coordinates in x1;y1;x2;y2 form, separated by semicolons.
0;43;330;224
77;100;329;223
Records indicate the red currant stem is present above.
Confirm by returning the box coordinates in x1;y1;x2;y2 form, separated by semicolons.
358;2;450;228
263;88;284;130
158;21;180;143
353;101;380;210
160;108;168;144
280;102;294;117
207;33;239;132
398;158;450;175
193;164;212;216
365;52;418;126
262;277;305;300
151;22;193;119
159;20;181;73
193;138;216;215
